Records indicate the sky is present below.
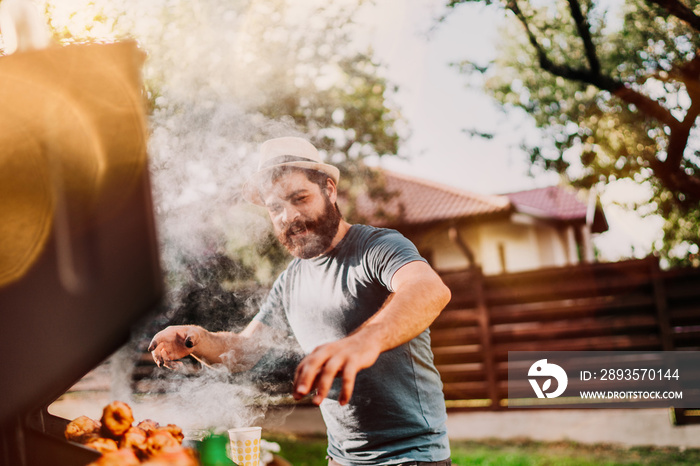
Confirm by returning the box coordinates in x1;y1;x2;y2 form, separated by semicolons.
357;0;555;193
352;0;665;261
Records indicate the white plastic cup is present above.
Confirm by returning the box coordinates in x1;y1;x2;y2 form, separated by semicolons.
228;426;262;466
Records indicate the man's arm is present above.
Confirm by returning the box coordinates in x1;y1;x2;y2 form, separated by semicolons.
148;320;285;372
293;260;451;406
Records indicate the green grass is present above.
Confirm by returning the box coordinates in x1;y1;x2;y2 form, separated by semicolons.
265;433;327;466
263;434;700;466
449;439;700;465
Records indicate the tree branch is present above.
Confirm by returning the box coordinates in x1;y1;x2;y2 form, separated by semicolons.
508;0;679;128
507;0;700;201
673;53;700;102
645;0;700;33
666;96;700;167
612;86;680;128
566;0;600;77
449;0;700;202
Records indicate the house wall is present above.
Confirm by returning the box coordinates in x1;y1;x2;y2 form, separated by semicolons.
416;227;480;271
412;217;576;275
478;220;540;275
535;224;570;268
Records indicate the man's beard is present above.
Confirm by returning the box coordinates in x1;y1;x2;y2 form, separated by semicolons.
276;196;342;259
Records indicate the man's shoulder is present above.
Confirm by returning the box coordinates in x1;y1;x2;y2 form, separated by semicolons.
350;225;418;254
348;224;406;243
342;225;421;267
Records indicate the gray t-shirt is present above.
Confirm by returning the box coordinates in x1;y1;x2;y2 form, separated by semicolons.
254;224;450;465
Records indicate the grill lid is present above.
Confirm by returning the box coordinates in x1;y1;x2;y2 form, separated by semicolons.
0;41;163;427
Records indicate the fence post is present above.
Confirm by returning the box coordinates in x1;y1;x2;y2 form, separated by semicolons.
472;267;499;409
650;256;674;351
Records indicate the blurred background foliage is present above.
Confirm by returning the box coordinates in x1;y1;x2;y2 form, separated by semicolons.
22;0;404;327
446;0;700;266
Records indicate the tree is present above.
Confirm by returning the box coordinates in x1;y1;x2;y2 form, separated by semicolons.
36;0;402;287
446;0;700;265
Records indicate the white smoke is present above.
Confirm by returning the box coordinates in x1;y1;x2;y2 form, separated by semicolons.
147;100;295;290
128;365;294;431
39;0;357;430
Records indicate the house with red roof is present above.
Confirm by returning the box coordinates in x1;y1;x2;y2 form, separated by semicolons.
354;170;608;275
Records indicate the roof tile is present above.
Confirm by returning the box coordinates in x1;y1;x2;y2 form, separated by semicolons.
354;170;511;227
352;170;607;232
505;185;589;221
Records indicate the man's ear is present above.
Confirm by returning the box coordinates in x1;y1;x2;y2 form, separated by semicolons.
325;177;338;202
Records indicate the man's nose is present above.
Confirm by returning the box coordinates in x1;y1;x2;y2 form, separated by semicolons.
281;205;300;223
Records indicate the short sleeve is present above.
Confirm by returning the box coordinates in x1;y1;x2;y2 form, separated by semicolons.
363;229;427;292
253;270;293;335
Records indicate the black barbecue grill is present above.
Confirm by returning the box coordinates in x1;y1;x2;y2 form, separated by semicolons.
0;41;163;466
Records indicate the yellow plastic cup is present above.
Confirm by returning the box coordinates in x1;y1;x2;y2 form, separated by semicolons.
228;427;262;466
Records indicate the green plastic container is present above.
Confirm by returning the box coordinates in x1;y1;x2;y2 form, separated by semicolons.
199;433;237;466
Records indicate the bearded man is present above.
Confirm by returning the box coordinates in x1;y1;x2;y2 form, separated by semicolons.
148;137;452;466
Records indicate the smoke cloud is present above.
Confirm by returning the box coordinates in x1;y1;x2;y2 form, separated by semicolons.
109;344;302;432
39;0;356;431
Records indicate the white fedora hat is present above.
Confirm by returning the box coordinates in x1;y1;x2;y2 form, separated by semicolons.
242;137;340;205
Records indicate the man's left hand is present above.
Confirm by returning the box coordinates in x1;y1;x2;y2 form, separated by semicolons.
293;334;381;406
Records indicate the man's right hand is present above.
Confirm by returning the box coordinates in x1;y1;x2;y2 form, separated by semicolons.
148;325;205;369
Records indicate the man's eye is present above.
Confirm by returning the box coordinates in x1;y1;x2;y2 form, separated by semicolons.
293;196;307;204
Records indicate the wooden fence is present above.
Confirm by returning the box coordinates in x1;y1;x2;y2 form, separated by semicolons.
431;256;700;412
130;256;700;420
